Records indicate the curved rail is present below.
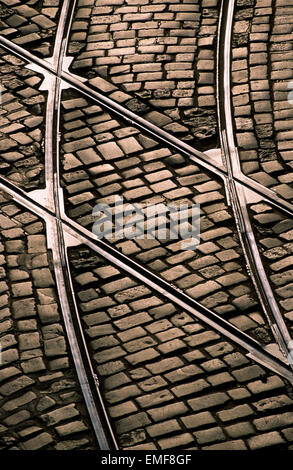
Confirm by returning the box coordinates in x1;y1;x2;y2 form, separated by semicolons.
217;0;293;362
0;7;292;391
38;0;118;450
1;174;293;384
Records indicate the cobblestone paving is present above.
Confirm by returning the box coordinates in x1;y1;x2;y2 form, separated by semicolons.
232;0;293;202
68;244;293;450
0;0;293;453
0;191;98;450
0;49;45;190
0;0;60;58
67;0;220;150
249;202;293;331
59;90;276;340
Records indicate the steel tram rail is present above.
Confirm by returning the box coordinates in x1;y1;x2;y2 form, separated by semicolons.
29;0;118;450
0;12;292;385
1;36;293;219
0;174;293;384
217;0;293;362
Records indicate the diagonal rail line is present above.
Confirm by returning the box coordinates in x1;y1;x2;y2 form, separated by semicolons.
0;1;292;456
0;174;293;383
22;0;119;450
1;35;293;219
0;18;293;383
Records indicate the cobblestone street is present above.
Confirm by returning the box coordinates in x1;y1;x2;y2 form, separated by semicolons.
0;0;293;453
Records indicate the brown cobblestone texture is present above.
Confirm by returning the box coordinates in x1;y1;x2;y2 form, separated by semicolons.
232;0;293;202
0;0;293;453
0;191;98;450
0;49;46;190
60;89;275;340
68;244;293;450
67;0;220;150
0;1;60;58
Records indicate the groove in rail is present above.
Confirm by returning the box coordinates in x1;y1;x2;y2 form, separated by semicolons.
0;35;293;218
32;0;118;450
217;0;293;365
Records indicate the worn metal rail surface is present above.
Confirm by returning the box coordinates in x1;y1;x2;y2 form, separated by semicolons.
217;0;293;365
0;34;293;218
2;0;119;451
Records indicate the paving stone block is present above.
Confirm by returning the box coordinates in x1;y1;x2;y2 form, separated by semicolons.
254;412;293;431
158;433;194;450
147;419;181;437
188;392;230;412
0;375;35;397
172;379;210;398
22;432;54;450
41;404;79;426
202;439;247;450
248;431;285;450
56;421;88;437
116;412;151;434
224;415;254;437
194;427;226;445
